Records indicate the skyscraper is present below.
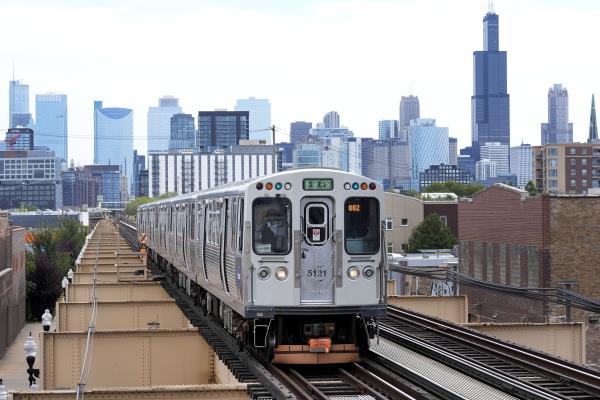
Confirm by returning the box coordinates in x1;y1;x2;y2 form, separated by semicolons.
8;80;31;128
35;93;68;161
169;113;195;150
510;143;532;189
541;84;573;145
449;137;458;165
234;97;272;144
94;103;134;194
480;142;509;176
399;95;420;130
471;9;510;160
589;94;598;144
408;118;449;182
132;150;146;198
378;120;399;140
147;96;182;152
290;121;312;144
323;111;340;129
197;111;249;151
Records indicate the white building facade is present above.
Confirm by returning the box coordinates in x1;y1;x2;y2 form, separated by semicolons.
475;159;498;181
480;142;509;176
510;143;533;189
147;96;182;152
148;146;278;197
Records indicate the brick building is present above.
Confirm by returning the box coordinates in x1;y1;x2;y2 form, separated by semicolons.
458;184;600;364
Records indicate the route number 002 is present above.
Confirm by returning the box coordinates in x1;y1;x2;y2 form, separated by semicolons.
347;204;361;212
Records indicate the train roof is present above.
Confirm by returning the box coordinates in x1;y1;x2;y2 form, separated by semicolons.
139;168;377;209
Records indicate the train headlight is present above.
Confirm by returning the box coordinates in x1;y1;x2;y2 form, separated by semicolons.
363;266;375;279
275;267;288;281
258;267;270;280
347;266;360;280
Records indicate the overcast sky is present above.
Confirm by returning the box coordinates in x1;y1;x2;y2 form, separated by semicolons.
1;0;600;165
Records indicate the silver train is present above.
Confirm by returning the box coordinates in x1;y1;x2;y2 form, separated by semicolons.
138;168;387;364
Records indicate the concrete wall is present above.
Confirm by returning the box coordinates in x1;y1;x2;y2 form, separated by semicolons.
11;384;249;400
42;329;212;390
388;295;468;324
66;282;171;302
0;221;26;358
467;323;585;364
56;300;190;332
383;192;424;253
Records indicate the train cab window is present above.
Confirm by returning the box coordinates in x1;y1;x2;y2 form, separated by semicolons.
344;197;379;254
237;198;244;252
253;197;291;255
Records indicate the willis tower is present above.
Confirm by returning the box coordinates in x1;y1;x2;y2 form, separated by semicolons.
471;8;510;161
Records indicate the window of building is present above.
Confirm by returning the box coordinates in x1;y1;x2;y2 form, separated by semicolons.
384;217;393;230
549;148;558;156
549;180;558;188
570;179;576;187
571;169;576;176
440;215;448;226
570;147;577;155
570;159;576;166
549;169;558;177
549;159;558;167
582;148;589;155
401;243;408;252
582;179;588;187
386;242;393;254
582;169;588;175
401;218;408;226
582;158;588;166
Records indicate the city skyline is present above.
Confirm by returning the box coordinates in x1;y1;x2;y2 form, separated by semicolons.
2;1;600;164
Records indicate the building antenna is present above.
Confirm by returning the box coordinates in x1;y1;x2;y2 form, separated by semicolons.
12;59;15;81
488;0;495;13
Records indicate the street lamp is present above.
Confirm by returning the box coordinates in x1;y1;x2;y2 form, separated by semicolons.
67;268;74;283
62;276;69;301
23;333;39;388
42;309;52;332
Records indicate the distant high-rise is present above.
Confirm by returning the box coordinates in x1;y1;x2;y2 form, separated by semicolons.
197;111;249;151
5;128;33;151
510;143;532;189
132;150;146;198
147;96;182;152
234;97;272;144
399;95;420;130
471;9;510;160
449;137;458;165
35;93;68;160
378;120;399;140
169;113;195;150
290;121;312;144
475;159;498;181
361;138;411;190
541;84;573;145
480;142;509;176
408;118;449;182
589;94;598;144
94;103;134;194
323;111;340;129
9;80;31;128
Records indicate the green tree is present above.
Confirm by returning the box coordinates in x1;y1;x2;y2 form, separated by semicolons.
524;180;537;196
425;181;484;197
407;213;456;253
26;219;87;319
124;192;178;217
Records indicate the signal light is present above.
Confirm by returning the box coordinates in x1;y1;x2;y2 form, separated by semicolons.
369;182;376;190
284;182;292;190
265;182;273;190
344;183;351;190
275;182;283;190
256;182;263;190
352;182;360;190
360;182;368;190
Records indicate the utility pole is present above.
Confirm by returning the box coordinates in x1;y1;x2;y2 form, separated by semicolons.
271;125;276;173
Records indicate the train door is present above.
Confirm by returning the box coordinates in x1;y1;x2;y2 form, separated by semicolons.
300;198;335;304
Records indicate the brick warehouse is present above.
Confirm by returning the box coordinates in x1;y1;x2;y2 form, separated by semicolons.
458;184;600;365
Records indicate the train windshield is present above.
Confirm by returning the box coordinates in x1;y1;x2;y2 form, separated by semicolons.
253;197;292;255
344;197;379;254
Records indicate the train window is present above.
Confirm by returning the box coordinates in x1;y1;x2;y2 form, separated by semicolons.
190;203;195;239
253;197;291;255
344;197;379;254
308;205;325;225
237;198;244;252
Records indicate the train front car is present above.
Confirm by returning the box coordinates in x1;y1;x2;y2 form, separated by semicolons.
246;169;386;364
